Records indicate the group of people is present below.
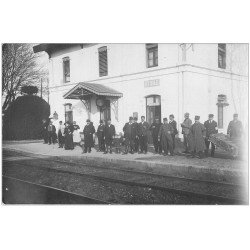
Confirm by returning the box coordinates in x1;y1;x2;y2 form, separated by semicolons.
41;112;243;159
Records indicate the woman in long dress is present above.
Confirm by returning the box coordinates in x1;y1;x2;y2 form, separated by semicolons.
64;122;74;150
72;121;81;147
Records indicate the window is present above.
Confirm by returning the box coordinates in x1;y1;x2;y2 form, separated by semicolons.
218;44;226;69
63;57;70;83
98;46;108;77
146;44;158;68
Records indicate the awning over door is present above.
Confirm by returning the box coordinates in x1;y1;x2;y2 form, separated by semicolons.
63;82;123;100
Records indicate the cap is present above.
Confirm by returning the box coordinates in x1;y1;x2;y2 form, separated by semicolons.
209;114;214;118
195;116;200;120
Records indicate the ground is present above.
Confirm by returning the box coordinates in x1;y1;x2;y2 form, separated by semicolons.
2;140;248;204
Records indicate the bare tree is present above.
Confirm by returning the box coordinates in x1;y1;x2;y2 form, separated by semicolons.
2;43;47;112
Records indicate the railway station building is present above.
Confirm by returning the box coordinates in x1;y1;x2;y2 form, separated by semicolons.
33;43;248;136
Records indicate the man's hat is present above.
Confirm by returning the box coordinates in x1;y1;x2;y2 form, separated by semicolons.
208;114;214;118
195;115;200;120
129;116;133;120
163;117;168;121
86;119;90;122
233;113;238;117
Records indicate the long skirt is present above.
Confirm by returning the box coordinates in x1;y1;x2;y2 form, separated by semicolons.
73;130;81;143
65;134;74;150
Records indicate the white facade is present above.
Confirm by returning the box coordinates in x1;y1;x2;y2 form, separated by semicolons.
44;43;248;135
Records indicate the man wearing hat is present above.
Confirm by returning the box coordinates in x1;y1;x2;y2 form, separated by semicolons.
82;119;96;153
123;116;138;154
104;118;116;154
227;114;243;139
204;114;218;157
133;117;140;153
97;120;105;152
149;117;162;154
169;114;178;150
138;116;150;154
181;112;192;153
158;118;174;156
190;116;206;158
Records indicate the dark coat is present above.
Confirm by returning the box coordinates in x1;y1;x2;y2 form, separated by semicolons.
190;122;206;152
104;124;116;145
204;120;218;137
150;122;162;138
169;120;178;135
97;124;105;138
83;124;95;147
123;122;138;140
227;120;243;139
64;126;74;150
138;121;150;136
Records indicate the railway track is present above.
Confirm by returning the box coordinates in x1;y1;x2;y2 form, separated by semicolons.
3;175;111;204
3;153;247;204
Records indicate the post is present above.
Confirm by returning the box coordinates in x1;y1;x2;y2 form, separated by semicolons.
40;78;43;98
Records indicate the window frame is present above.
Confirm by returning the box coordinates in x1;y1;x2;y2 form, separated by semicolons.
146;44;158;68
98;46;108;77
63;57;70;83
218;43;226;69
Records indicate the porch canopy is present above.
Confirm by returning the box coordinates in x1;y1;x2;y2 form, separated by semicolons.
63;82;123;100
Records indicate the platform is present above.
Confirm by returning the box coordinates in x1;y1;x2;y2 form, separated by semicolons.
2;140;248;186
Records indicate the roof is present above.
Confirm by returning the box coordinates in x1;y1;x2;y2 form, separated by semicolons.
63;82;123;100
33;43;83;53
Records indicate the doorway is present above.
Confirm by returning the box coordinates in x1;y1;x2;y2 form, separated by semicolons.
100;100;111;124
146;95;161;124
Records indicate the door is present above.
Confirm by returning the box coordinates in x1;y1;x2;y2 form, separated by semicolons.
146;95;161;124
100;100;111;124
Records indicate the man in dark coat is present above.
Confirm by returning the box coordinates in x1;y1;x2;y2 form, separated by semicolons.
64;122;74;150
42;119;49;144
97;120;105;152
47;120;56;145
158;118;174;156
82;119;95;153
104;119;116;154
204;114;218;157
138;116;150;154
169;114;178;150
57;121;65;148
227;114;243;139
181;112;193;153
190;116;206;159
149;117;162;154
123;117;138;154
133;117;140;153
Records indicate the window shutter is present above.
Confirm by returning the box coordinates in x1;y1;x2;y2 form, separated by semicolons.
99;46;108;76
